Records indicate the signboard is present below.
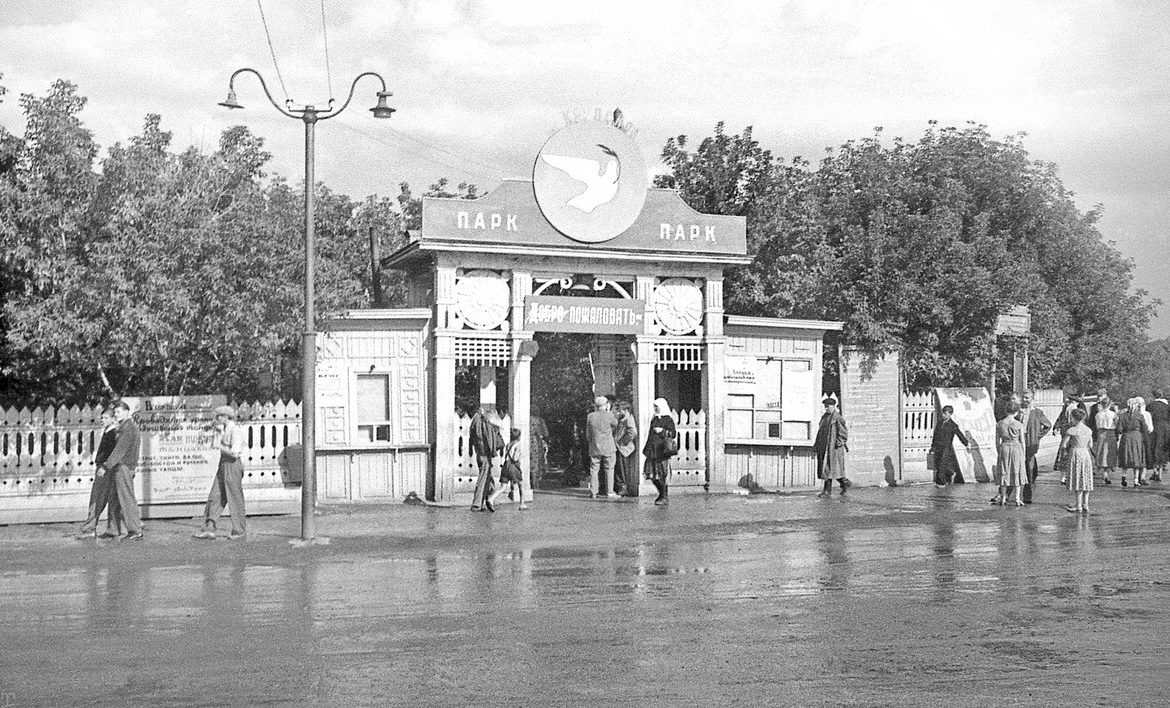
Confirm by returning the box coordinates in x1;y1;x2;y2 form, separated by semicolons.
524;295;645;334
533;121;649;244
123;395;226;504
995;305;1031;337
421;180;747;256
724;356;757;387
935;388;997;483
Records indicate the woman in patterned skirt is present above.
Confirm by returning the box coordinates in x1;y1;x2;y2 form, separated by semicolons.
994;401;1027;506
1064;409;1095;513
1117;397;1148;487
1093;401;1118;484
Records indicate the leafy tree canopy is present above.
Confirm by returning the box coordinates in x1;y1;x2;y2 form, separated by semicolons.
658;122;1157;392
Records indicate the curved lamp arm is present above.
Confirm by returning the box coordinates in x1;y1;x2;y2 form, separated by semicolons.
318;71;388;121
223;68;300;119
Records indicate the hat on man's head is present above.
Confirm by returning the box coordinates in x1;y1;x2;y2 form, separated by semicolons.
214;404;236;419
594;396;609;407
822;393;839;407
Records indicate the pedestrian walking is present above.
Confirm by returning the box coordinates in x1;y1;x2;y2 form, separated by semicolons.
75;408;124;539
487;428;528;511
613;400;637;496
585;396;619;499
814;396;851;497
1148;389;1170;481
993;401;1027;506
193;405;247;540
1117;397;1148;487
1020;391;1052;504
470;406;505;512
104;400;144;540
643;397;677;505
1093;400;1118;484
1088;388;1109;445
930;405;969;488
1063;408;1095;513
1139;397;1154;486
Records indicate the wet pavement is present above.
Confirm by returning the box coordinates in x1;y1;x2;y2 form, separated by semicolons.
2;476;1170;707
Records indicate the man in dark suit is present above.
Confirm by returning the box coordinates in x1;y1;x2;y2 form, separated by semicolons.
76;408;124;539
469;406;504;511
1147;389;1170;482
1020;391;1052;504
105;400;144;540
585;396;619;499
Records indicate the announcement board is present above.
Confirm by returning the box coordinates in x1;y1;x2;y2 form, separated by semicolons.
935;388;997;483
123;395;225;504
524;295;645;334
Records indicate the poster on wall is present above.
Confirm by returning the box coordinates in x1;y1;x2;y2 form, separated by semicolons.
935;388;997;483
123;395;226;504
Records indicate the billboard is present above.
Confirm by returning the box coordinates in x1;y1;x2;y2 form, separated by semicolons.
935;388;997;483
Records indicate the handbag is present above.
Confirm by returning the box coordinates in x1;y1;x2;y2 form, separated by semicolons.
663;432;679;457
926;449;937;471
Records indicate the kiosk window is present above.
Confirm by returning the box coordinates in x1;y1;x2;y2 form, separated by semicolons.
356;373;392;442
725;358;816;441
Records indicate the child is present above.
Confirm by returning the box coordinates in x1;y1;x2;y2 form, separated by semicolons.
487;428;528;511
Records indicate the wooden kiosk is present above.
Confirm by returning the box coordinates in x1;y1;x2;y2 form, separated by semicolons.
313;119;841;503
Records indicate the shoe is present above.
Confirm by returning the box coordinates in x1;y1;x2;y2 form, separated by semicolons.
75;530;97;540
1103;478;1112;485
1013;500;1024;507
1066;506;1080;513
589;492;598;499
470;505;482;512
990;498;1005;506
935;484;946;489
817;491;830;498
606;493;620;499
518;504;529;511
1121;478;1128;487
193;530;216;540
124;532;144;541
1082;506;1090;514
99;531;119;539
1139;479;1149;486
228;532;246;541
653;498;668;506
485;499;496;513
1060;478;1068;487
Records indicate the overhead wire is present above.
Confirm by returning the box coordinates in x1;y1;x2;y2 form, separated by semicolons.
320;0;334;101
336;121;507;185
255;0;291;103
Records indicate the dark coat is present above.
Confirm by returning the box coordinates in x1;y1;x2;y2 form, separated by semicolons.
1020;407;1052;456
931;418;968;483
642;414;676;482
469;411;503;459
93;427;119;469
813;410;848;480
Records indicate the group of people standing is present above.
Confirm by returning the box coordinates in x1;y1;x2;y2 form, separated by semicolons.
468;395;680;510
934;387;1170;515
77;402;248;541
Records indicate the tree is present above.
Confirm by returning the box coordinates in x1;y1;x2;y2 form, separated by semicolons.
658;122;1157;392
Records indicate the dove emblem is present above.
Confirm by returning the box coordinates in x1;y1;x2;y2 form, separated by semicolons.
539;144;621;213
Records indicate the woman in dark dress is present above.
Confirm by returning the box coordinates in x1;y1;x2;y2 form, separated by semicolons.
931;405;970;487
1117;397;1149;487
642;397;677;505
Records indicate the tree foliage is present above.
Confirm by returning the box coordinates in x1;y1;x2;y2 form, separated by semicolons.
658;122;1157;392
0;80;408;404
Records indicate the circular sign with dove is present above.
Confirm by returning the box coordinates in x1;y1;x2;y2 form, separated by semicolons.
533;121;648;244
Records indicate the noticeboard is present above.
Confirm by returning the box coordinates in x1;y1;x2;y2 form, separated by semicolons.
123;395;226;504
935;388;997;482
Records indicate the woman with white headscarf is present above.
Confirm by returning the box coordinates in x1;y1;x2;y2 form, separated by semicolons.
643;397;677;505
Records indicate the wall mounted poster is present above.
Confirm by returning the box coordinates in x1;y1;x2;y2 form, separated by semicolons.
124;395;226;505
935;387;997;483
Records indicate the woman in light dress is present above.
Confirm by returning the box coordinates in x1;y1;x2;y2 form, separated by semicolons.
1139;397;1155;487
1093;400;1118;484
1063;408;1095;513
994;400;1027;506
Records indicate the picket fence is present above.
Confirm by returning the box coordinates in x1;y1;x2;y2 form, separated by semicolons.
900;389;1064;480
0;400;302;497
452;409;709;490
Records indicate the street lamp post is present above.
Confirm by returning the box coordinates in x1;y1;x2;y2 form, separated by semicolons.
219;68;395;542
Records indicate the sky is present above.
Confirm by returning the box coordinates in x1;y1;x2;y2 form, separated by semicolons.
2;0;1168;334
